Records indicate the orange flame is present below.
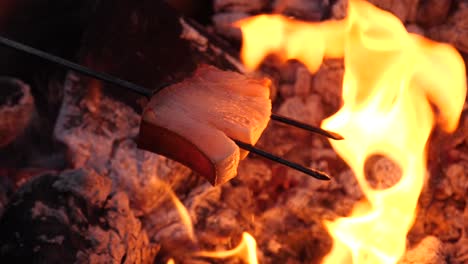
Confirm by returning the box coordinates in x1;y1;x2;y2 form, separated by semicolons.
155;179;196;242
238;0;466;263
162;179;258;263
167;232;258;264
194;232;258;264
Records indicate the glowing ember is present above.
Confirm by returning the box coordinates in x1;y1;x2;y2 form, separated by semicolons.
238;0;467;263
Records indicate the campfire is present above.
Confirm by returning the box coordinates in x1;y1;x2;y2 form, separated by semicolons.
0;0;467;263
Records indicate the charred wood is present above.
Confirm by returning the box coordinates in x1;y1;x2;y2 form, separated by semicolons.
0;169;159;263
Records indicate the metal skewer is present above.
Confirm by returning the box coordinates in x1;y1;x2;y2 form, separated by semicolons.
0;35;334;181
270;114;343;140
233;140;330;180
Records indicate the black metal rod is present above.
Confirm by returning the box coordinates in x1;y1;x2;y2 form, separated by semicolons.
0;36;153;97
270;114;344;140
234;140;330;180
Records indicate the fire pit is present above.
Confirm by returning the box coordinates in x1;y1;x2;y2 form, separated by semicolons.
0;0;467;263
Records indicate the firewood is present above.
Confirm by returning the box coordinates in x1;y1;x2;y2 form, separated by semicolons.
0;169;159;263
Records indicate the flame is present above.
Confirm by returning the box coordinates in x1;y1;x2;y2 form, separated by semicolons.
156;179;196;242
168;190;196;242
159;179;258;263
238;0;466;263
194;232;258;264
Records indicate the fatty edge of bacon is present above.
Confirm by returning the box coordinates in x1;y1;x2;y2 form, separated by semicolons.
139;103;240;185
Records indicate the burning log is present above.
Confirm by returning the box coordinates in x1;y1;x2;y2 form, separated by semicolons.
0;169;159;263
0;77;34;147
